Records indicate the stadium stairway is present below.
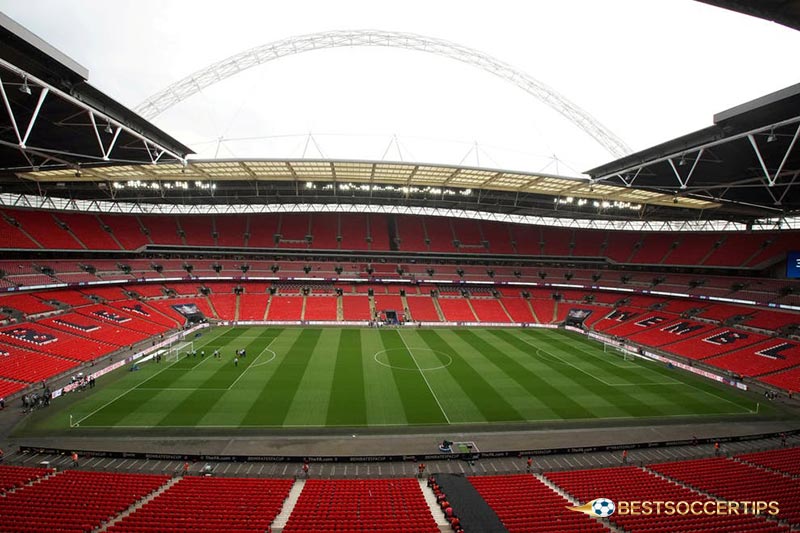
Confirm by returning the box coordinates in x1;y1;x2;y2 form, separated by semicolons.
96;476;180;532
271;479;304;532
419;478;451;531
525;298;541;323
336;294;343;321
535;473;625;533
433;296;446;322
435;473;507;532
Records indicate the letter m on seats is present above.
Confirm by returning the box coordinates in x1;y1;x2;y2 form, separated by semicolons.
661;321;704;336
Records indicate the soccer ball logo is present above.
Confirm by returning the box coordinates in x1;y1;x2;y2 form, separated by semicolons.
591;498;615;517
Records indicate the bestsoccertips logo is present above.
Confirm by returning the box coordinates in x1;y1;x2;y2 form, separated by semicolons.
568;498;779;517
568;498;616;517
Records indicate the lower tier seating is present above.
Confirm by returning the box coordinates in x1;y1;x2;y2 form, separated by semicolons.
342;295;371;320
0;470;169;533
0;465;52;494
108;476;293;533
282;478;438;533
303;296;338;320
546;466;788;533
469;299;511;322
469;474;608;533
0;342;80;383
650;457;800;527
736;446;800;477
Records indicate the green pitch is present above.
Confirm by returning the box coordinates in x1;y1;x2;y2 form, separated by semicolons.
29;326;765;431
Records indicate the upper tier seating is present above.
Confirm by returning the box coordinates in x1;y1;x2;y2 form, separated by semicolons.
367;213;389;251
470;474;608;533
1;209;797;269
55;213;121;250
481;220;514;254
546;466;788;533
107;476;293;533
426;217;456;253
214;214;248;247
282;478;438;533
395;215;428;252
650;457;800;527
178;215;215;246
139;215;183;245
3;210;83;249
0;470;169;533
98;214;149;250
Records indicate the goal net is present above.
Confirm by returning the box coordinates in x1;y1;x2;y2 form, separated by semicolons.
603;342;636;361
167;340;194;363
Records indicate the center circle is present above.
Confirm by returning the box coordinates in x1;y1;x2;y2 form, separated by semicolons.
373;348;453;371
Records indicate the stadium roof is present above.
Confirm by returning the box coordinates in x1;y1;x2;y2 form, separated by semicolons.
698;0;800;32
587;83;800;219
0;12;192;174
0;7;798;225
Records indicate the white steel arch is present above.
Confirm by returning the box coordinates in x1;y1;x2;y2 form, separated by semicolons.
136;30;632;158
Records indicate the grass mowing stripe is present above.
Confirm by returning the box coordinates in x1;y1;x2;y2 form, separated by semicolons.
138;327;246;389
542;332;730;414
240;329;323;426
326;329;367;426
537;329;754;414
157;328;280;426
76;327;234;426
490;329;650;418
379;330;447;425
454;329;583;419
555;330;757;412
415;329;524;422
528;330;674;417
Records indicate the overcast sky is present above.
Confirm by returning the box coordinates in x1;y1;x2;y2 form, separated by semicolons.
2;0;799;175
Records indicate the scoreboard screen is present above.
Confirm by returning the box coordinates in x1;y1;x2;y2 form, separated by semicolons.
787;251;800;278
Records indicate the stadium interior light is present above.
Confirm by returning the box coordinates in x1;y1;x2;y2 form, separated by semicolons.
766;129;777;143
104;122;114;134
19;76;31;95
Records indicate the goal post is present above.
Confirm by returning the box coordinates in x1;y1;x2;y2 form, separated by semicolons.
603;342;636;361
167;340;193;363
